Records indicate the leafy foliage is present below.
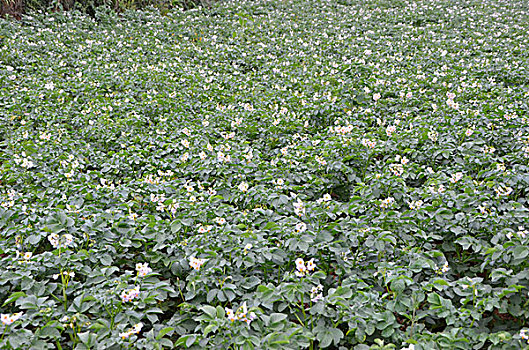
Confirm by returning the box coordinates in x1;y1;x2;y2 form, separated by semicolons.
1;0;529;349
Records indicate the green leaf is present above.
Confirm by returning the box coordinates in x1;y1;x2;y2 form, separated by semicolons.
2;292;26;306
200;305;217;319
156;327;175;340
175;335;196;348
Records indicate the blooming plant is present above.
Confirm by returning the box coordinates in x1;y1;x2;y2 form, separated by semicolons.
0;0;529;349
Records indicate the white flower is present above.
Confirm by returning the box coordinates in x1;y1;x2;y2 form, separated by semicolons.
44;82;55;90
63;234;74;247
48;233;60;248
361;139;376;148
120;286;140;303
428;131;438;142
386;125;396;136
389;163;404;177
1;312;23;325
409;200;424;210
295;258;306;277
238;182;249;192
293;199;306;217
380;197;395;209
180;152;189;162
315;156;327;166
215;217;226;225
295;222;307;233
243;243;253;255
495;185;513;197
119;322;143;339
478;203;489;215
310;284;324;302
306;259;316;271
189;256;206;271
482;145;495;154
441;262;450;273
295;258;315;277
225;307;236;322
450;172;464;183
136;263;152;277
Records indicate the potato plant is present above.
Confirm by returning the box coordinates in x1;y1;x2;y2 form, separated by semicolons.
0;0;528;348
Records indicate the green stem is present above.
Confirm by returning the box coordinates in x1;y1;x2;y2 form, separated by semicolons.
1;325;8;341
288;305;305;327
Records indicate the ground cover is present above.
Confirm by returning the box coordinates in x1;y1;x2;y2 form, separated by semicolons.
1;0;529;348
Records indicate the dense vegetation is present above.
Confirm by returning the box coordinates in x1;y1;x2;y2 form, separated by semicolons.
1;0;529;348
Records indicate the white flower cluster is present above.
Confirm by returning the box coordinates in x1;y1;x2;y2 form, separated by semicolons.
316;193;332;204
329;124;354;135
380;197;395;209
52;271;75;280
494;185;513;197
482;145;495;154
120;286;140;303
438;262;450;274
225;302;256;325
189;256;206;271
136;263;152;277
293;199;306;217
48;233;74;249
361;138;376;149
295;258;316;277
0;189;18;209
315;155;327;166
197;224;213;234
295;222;307;233
520;329;529;343
144;174;162;184
507;227;528;240
449;172;464;184
428;130;438;142
272;178;284;189
1;312;23;326
386;125;396;136
310;284;324;302
446;92;459;110
408;200;424;210
389;163;404;177
119;322;143;340
60;154;82;179
243;147;253;163
238;182;249;192
13;153;34;168
214;217;226;225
